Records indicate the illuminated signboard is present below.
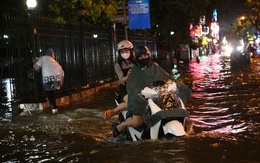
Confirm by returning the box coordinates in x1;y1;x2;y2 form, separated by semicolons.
128;0;151;30
194;25;202;37
213;9;217;22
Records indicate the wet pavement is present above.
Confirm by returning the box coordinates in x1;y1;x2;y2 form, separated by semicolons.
0;54;260;162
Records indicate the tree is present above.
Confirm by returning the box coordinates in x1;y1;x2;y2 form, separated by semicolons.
43;0;121;25
1;0;216;45
218;0;259;43
0;0;121;26
245;0;260;31
217;0;248;42
0;0;27;16
148;0;210;47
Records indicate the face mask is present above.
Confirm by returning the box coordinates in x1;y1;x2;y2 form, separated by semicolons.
121;52;130;59
137;57;151;67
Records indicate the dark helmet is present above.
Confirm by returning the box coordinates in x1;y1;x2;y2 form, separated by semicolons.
135;45;150;58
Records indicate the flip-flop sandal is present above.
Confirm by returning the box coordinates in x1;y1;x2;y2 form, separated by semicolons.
113;127;122;138
104;109;115;120
111;122;121;138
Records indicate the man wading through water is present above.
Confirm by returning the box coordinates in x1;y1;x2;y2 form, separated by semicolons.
33;48;64;114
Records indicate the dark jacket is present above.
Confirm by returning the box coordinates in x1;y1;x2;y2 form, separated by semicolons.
126;62;191;118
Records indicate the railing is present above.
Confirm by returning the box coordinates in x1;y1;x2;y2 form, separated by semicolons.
0;14;156;111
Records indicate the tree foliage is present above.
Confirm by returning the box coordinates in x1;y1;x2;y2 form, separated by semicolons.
245;0;260;31
1;0;215;45
0;0;121;26
0;0;27;16
41;0;121;25
148;0;210;46
221;0;259;42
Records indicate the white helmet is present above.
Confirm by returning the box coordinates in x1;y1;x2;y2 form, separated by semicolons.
117;40;134;51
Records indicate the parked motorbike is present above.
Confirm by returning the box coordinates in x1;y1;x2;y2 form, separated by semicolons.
112;80;189;141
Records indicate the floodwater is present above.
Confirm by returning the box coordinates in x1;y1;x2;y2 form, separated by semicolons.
1;54;259;162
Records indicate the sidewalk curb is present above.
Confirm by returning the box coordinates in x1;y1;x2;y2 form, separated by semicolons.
19;80;119;113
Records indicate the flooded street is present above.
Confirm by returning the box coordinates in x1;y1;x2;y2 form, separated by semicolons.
1;54;260;162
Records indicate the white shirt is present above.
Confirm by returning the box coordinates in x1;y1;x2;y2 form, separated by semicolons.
34;56;64;90
35;56;64;78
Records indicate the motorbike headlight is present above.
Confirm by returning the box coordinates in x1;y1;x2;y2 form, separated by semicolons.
236;46;243;51
225;45;233;54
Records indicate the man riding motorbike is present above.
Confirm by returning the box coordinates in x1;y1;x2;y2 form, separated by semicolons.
112;45;192;139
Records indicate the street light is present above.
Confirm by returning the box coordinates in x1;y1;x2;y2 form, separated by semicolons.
26;0;40;101
238;16;246;26
26;0;37;55
26;0;37;10
77;3;87;83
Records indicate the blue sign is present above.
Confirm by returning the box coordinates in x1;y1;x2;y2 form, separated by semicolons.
128;0;151;30
213;9;217;22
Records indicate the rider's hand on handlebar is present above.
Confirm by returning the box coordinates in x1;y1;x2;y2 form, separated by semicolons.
167;82;177;92
141;87;158;99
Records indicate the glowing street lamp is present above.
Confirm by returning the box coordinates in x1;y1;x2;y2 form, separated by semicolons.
238;16;246;26
26;0;37;10
26;0;38;55
240;16;245;20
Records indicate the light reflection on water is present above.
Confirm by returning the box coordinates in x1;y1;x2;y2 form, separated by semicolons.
1;54;260;162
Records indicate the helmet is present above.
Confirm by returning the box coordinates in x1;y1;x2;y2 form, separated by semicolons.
135;45;150;58
117;40;133;51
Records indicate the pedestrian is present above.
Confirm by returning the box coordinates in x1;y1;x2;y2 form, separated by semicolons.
104;40;136;119
32;48;64;114
112;45;191;137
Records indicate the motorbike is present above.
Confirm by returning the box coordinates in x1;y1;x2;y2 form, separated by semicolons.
112;80;190;141
229;43;251;65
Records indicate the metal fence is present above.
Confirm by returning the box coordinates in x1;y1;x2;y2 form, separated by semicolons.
0;14;156;109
